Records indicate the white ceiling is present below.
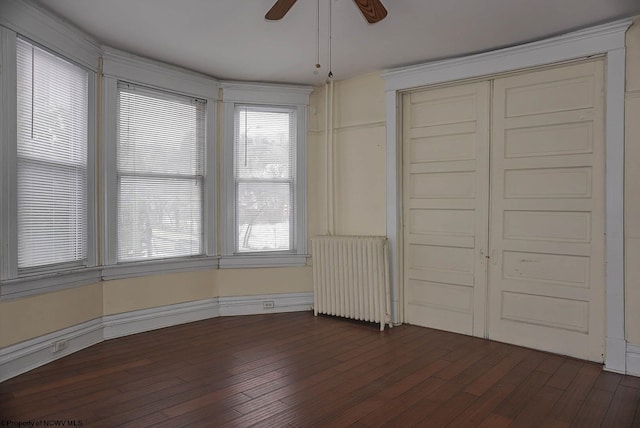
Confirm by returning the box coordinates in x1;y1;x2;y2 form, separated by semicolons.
35;0;640;86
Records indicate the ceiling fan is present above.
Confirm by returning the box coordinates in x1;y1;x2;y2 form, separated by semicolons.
266;0;388;24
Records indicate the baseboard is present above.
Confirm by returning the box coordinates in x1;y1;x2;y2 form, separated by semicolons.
0;318;103;383
605;336;628;374
219;292;313;316
627;344;640;377
0;292;313;382
103;298;220;339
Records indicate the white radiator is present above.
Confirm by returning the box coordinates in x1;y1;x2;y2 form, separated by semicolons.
311;235;391;331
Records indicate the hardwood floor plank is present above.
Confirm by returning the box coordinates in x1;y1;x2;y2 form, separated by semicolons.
464;348;529;396
448;383;516;428
571;387;615;428
509;384;564;427
345;377;447;427
601;385;640;427
416;391;477;426
547;359;585;390
1;312;639;427
544;362;602;425
593;370;623;392
477;412;513;428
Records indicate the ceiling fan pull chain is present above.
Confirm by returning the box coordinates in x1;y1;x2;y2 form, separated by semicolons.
328;0;333;79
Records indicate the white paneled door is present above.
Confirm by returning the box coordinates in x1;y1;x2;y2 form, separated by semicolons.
488;60;605;361
403;59;606;361
403;82;490;337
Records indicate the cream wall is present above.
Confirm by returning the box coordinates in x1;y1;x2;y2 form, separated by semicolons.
103;270;218;315
307;73;387;237
0;283;102;348
217;267;312;297
625;18;640;346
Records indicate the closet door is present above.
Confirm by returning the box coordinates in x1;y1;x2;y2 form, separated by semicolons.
403;82;490;336
488;60;606;361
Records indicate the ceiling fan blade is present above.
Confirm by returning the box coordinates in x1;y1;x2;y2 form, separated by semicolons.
265;0;298;20
353;0;388;24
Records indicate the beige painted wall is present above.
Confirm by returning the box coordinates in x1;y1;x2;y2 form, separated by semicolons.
625;18;640;345
103;269;218;315
217;267;312;297
308;73;387;237
0;283;102;348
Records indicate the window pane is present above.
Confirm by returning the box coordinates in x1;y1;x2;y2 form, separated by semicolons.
118;85;204;176
17;159;87;267
234;105;296;254
117;83;205;262
235;107;294;180
236;182;291;252
118;177;202;261
16;38;88;269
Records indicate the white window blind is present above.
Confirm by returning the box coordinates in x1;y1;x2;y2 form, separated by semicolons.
234;105;296;253
117;83;205;262
16;38;89;270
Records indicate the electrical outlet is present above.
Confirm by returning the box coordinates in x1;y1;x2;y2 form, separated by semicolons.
52;339;68;353
263;301;275;309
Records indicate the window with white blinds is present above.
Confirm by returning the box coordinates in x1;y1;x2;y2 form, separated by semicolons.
16;38;89;270
117;83;205;262
234;105;296;253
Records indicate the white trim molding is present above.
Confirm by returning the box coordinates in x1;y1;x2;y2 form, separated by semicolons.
219;292;313;316
101;257;220;281
1;292;314;382
0;318;103;383
0;0;100;71
219;254;308;269
627;344;640;377
103;298;220;339
382;18;632;373
102;47;220;100
221;81;313;105
2;268;101;300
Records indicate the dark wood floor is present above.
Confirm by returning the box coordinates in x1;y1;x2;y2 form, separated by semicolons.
1;312;640;427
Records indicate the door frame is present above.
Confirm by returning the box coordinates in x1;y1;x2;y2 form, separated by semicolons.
382;18;632;374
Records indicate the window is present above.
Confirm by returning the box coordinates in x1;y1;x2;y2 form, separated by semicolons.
234;106;296;253
116;83;205;262
16;38;89;271
101;49;217;278
221;83;310;267
0;26;98;298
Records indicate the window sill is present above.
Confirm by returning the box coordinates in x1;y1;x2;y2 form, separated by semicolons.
101;256;220;281
219;254;309;269
1;267;102;300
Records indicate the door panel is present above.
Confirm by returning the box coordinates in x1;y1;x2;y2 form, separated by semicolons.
403;82;490;337
488;60;605;362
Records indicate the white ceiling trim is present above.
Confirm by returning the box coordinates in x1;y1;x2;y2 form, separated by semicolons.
382;18;633;91
0;0;100;70
102;47;220;100
221;81;313;106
